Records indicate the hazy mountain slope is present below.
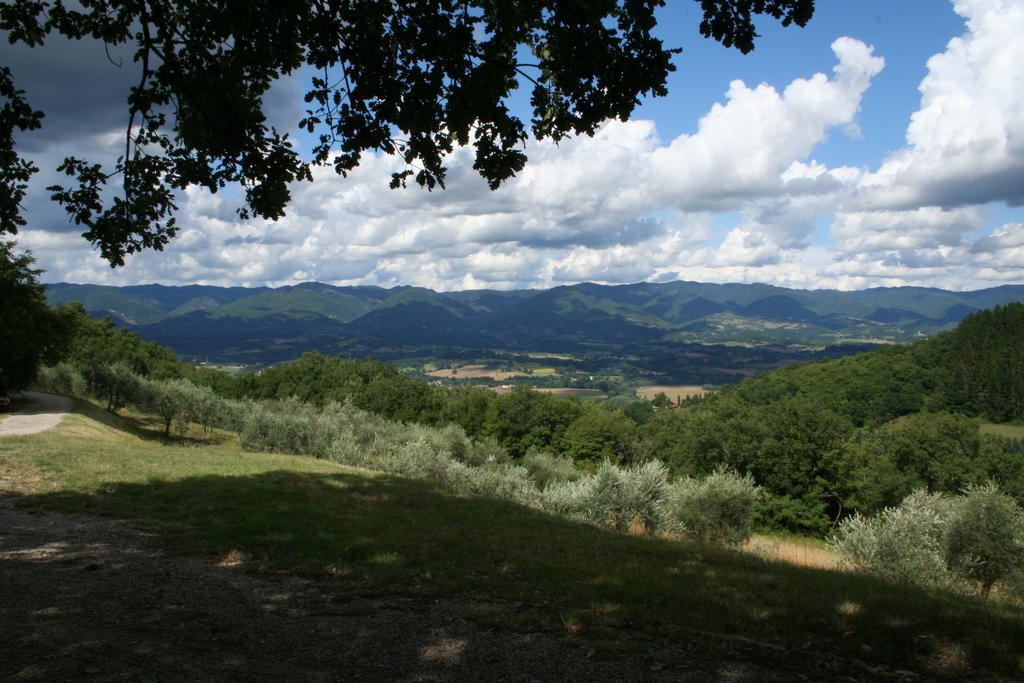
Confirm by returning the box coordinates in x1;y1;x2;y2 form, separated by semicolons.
45;283;264;324
46;280;1024;363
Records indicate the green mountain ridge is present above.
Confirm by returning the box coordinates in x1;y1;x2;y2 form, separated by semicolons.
45;280;1024;363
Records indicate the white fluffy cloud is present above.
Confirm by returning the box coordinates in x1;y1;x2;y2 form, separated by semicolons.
968;222;1024;282
853;0;1024;211
823;0;1024;286
22;36;884;288
14;1;1024;292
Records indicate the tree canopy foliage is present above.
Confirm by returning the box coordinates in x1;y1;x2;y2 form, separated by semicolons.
1;0;813;265
935;303;1024;422
0;242;76;392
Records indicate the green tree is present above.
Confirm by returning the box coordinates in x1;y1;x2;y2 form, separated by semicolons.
837;413;986;515
1;0;813;264
650;392;673;409
640;391;850;533
439;385;495;439
67;311;182;380
0;241;74;393
484;386;584;457
936;303;1024;422
621;399;655;426
638;406;729;476
236;352;441;422
560;403;636;463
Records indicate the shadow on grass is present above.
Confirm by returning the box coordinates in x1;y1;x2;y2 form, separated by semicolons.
4;392;70;416
63;398;166;442
18;468;1024;679
68;398;234;448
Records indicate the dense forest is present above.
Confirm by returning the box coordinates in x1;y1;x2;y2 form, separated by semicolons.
36;302;1024;535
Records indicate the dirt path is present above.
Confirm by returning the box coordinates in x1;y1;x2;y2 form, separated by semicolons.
0;392;73;437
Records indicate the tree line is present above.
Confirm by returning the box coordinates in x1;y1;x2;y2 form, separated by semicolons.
21;295;1024;536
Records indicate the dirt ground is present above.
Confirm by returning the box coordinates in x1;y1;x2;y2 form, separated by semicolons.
0;497;916;681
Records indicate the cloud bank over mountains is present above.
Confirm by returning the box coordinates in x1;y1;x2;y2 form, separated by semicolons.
12;0;1024;291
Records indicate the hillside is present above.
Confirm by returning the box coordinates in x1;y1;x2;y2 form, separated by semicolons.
45;281;1024;365
2;401;1022;680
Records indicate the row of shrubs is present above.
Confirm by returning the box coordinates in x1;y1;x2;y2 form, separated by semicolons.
831;485;1024;598
36;363;762;547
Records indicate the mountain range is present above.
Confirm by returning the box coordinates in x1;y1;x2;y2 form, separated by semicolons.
45;280;1024;364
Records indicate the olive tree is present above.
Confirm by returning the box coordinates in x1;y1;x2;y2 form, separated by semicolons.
946;484;1024;598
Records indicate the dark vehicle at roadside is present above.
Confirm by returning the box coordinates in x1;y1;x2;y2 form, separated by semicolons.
0;396;10;411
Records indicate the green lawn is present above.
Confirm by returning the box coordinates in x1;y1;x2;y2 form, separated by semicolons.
2;400;1023;678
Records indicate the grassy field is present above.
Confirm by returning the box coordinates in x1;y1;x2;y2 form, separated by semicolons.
744;535;840;570
2;401;1023;678
982;423;1024;440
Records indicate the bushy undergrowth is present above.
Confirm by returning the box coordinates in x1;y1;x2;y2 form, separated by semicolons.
35;363;762;546
831;485;1024;597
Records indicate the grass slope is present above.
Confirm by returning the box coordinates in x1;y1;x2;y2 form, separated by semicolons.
982;423;1024;440
2;402;1022;678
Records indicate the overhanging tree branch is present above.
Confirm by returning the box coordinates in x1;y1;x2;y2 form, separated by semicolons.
0;0;814;266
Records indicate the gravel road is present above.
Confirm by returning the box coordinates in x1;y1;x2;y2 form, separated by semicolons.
0;392;73;437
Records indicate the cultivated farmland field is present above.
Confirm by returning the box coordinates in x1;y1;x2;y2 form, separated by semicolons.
492;386;606;398
426;364;526;380
636;385;709;401
535;388;605;398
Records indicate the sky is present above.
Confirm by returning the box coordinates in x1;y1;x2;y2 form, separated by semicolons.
5;0;1024;292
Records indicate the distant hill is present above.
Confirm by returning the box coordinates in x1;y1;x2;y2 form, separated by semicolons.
46;280;1024;363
